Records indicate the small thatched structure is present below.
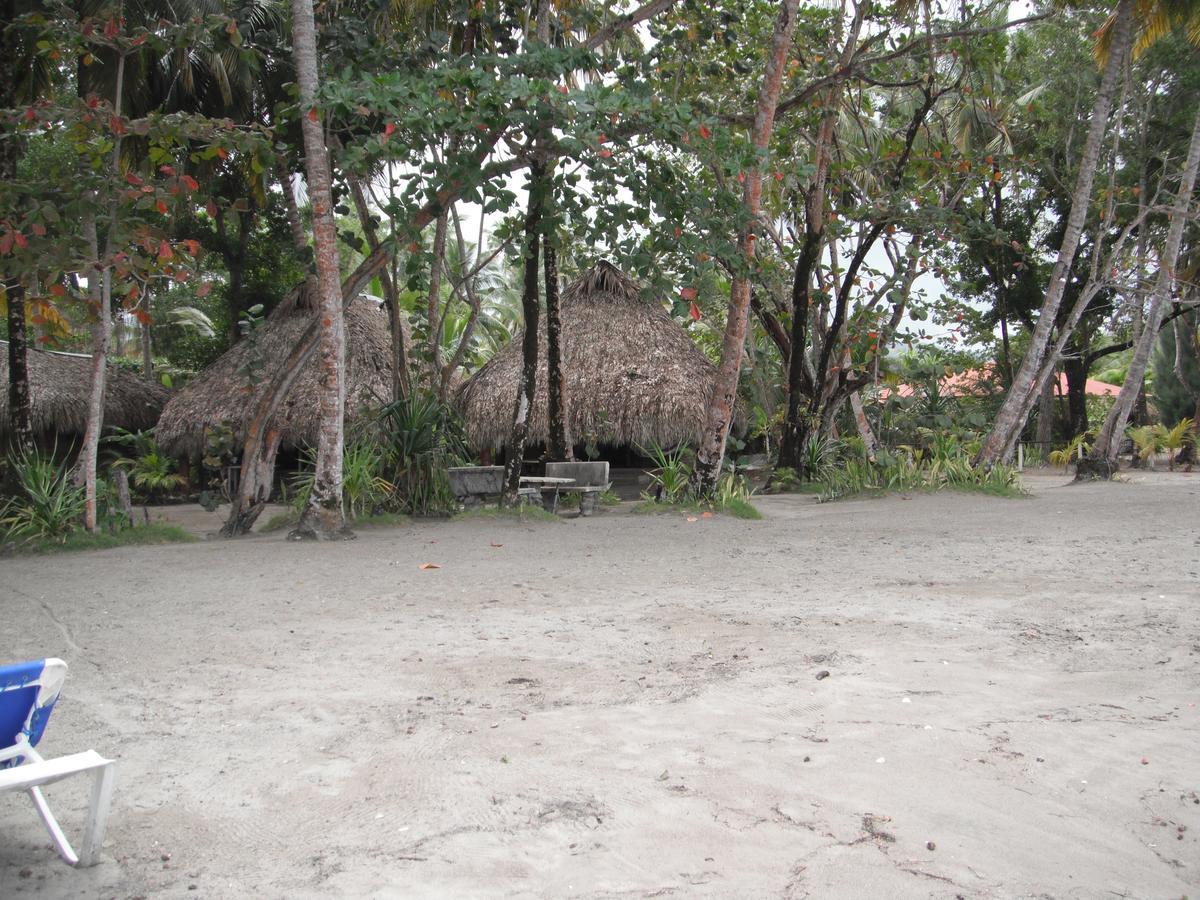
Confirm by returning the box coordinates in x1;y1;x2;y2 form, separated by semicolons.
156;296;393;457
0;341;170;444
457;261;722;452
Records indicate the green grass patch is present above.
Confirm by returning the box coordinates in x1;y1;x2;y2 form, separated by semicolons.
261;509;300;533
352;512;412;529
632;497;762;520
3;523;197;556
453;505;561;523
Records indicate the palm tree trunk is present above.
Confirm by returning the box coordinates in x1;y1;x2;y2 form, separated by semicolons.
502;164;544;505
975;0;1135;466
544;240;572;460
288;0;351;540
1083;105;1200;476
693;0;800;494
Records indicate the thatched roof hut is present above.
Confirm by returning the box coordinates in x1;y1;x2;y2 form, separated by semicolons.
0;341;170;443
457;261;722;452
155;296;393;457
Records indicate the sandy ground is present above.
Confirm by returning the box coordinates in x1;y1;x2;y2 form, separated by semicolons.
1;472;1198;899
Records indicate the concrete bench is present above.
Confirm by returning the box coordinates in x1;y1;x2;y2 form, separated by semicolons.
544;461;611;516
448;466;540;508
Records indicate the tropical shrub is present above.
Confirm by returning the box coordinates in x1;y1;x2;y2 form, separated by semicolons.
639;443;693;502
372;386;469;515
0;449;87;543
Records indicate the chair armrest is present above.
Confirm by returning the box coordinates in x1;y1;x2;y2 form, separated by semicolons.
0;751;112;793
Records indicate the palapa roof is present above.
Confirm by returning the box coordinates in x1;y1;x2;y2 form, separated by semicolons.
155;295;394;456
0;341;170;442
457;261;721;452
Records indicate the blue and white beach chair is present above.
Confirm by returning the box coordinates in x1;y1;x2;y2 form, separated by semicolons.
0;658;115;866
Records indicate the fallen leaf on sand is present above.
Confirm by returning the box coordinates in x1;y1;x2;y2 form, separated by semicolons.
701;511;713;519
686;516;698;523
419;563;441;570
490;542;504;548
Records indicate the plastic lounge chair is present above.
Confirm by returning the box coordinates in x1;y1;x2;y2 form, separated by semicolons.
0;658;115;867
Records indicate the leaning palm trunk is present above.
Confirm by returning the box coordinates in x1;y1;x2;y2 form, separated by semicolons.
693;0;800;494
288;0;350;540
975;0;1135;466
1082;106;1200;476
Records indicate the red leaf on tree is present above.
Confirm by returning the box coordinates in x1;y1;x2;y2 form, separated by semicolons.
125;172;143;186
182;239;201;256
197;282;212;298
135;308;152;325
680;286;697;301
0;232;13;255
182;175;199;191
206;201;218;218
384;122;396;136
557;84;569;94
215;147;228;160
773;171;783;182
156;199;169;215
23;107;35;122
30;314;46;325
598;133;607;143
109;114;126;135
673;226;682;238
31;222;47;237
689;301;701;322
49;283;66;297
226;19;238;34
698;125;711;140
131;33;146;46
306;107;319;123
159;164;176;176
598;148;612;158
103;17;119;38
157;239;173;261
13;231;28;249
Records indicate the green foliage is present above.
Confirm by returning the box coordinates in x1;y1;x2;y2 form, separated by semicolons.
291;441;395;520
639;443;694;503
1049;433;1092;470
818;432;1024;501
0;448;86;543
106;430;187;500
371;386;469;516
4;524;196;556
1125;425;1162;465
1153;313;1200;425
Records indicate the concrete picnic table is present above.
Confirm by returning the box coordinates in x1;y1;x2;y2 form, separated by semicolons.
519;476;575;511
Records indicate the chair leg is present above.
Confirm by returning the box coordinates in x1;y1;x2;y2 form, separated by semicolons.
28;786;79;866
25;760;115;867
76;762;115;867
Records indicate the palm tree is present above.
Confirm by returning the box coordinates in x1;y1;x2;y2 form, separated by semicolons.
287;0;351;540
978;0;1200;466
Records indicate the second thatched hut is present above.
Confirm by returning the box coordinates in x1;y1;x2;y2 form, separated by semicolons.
457;261;721;456
155;295;394;458
1;340;170;446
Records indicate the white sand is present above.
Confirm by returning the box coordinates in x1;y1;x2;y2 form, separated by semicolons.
2;472;1198;898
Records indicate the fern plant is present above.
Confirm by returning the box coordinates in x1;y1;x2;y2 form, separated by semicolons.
0;448;86;543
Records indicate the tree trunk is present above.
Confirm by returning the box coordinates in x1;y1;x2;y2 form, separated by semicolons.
1035;373;1055;458
693;0;800;494
849;390;878;462
79;216;111;533
1084;105;1200;475
544;240;572;460
502;166;544;506
79;51;125;533
141;290;154;381
1;0;33;454
348;175;408;402
5;281;34;454
287;0;351;540
975;0;1135;466
1062;355;1089;437
426;209;449;379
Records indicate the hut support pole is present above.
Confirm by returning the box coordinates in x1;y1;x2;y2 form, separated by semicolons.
502;165;544;506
